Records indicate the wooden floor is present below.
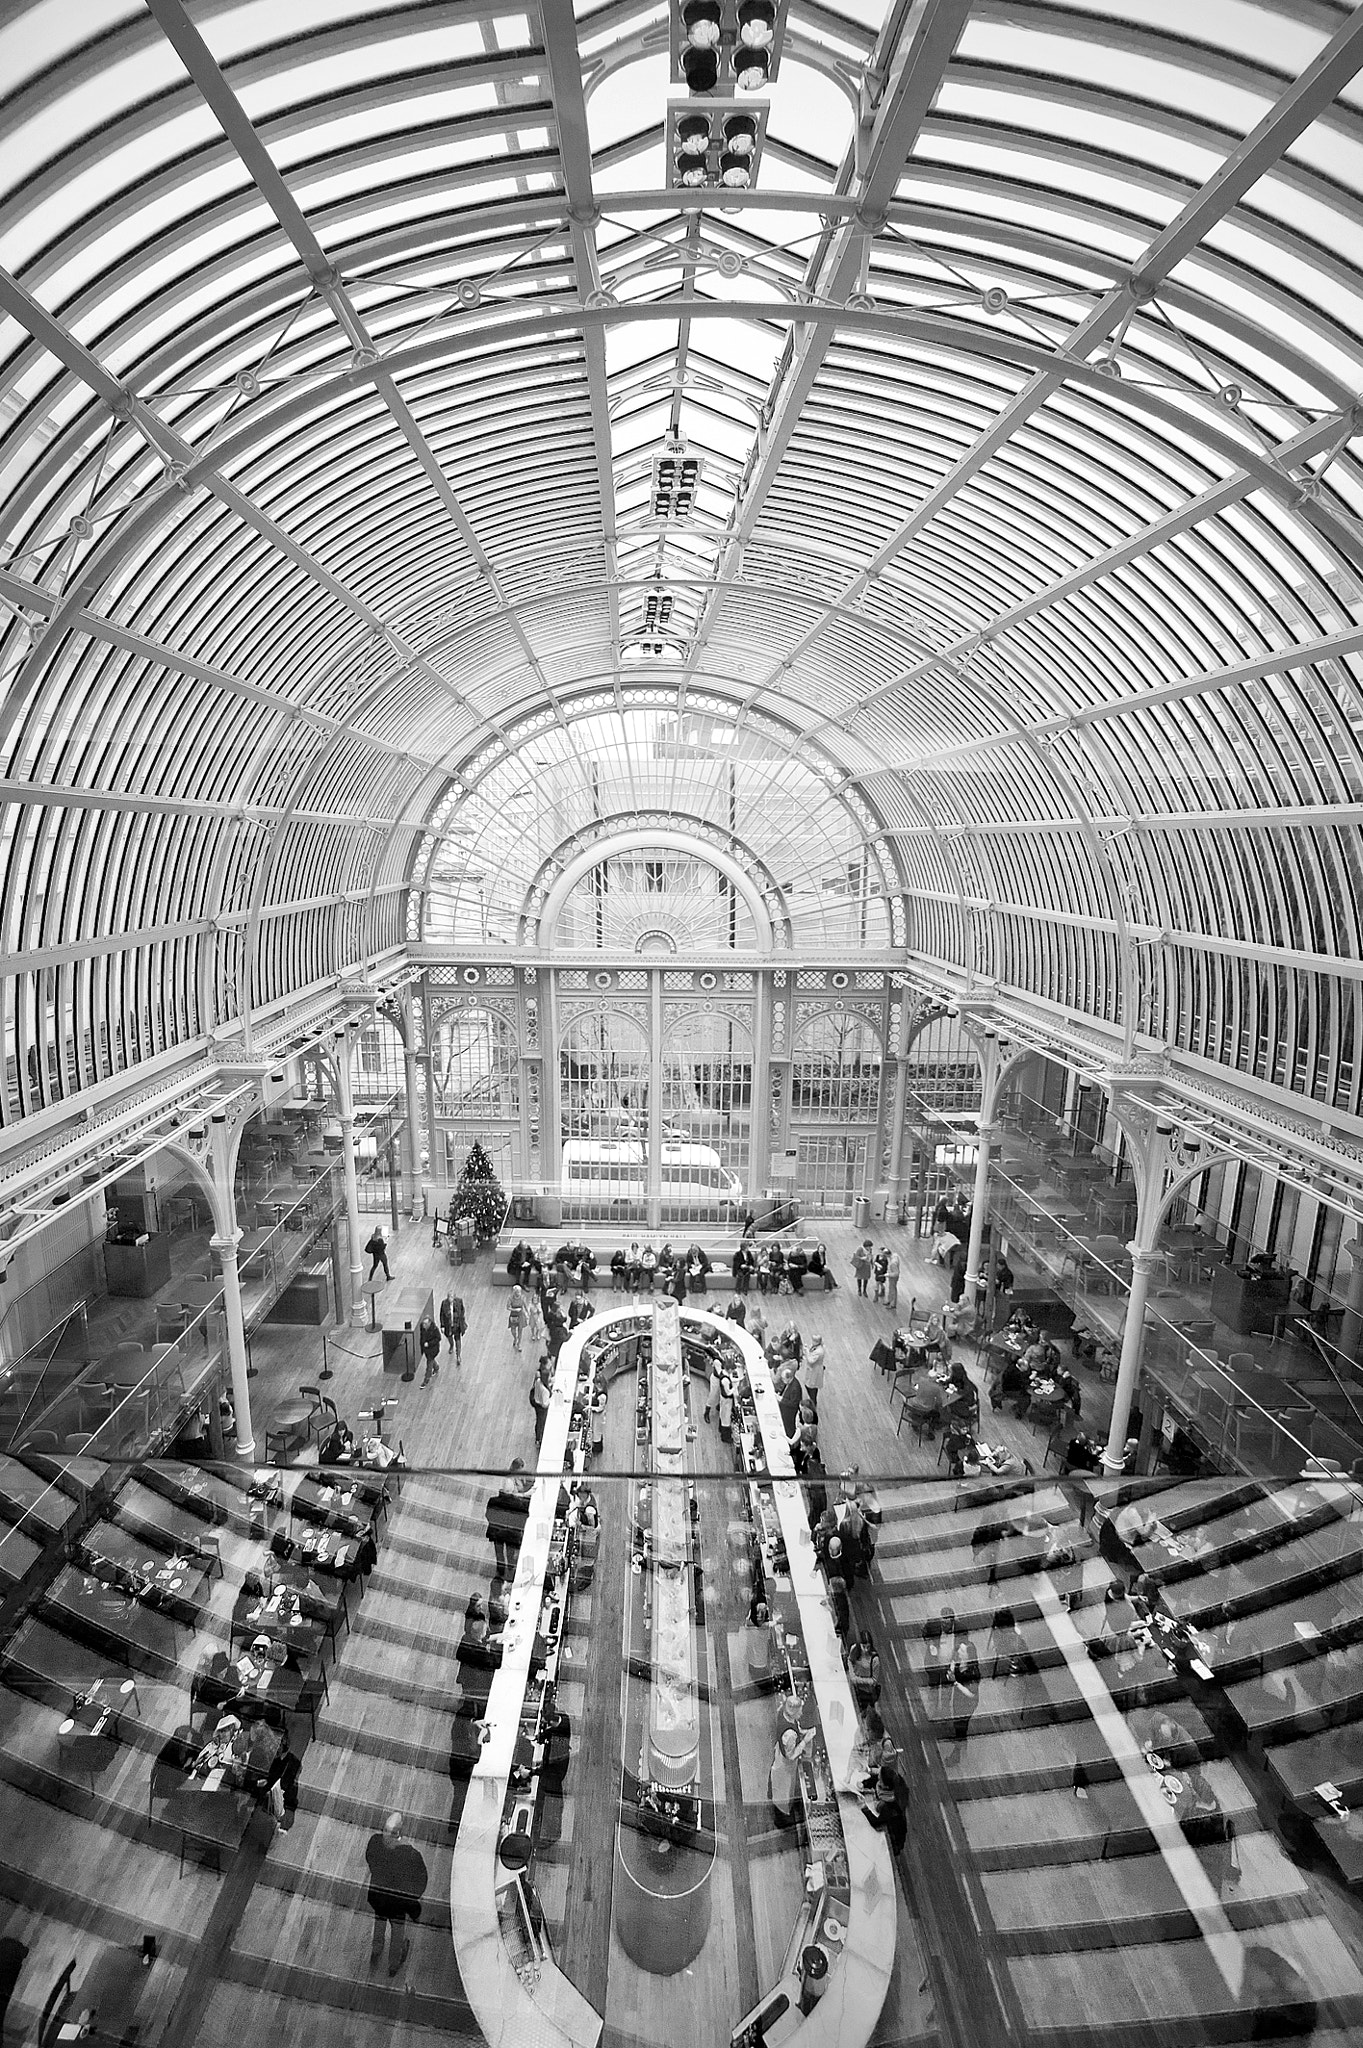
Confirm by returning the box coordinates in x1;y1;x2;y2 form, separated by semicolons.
244;1214;1100;1483
5;1215;1363;2047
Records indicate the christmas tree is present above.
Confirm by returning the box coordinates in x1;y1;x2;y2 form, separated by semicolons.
450;1138;507;1242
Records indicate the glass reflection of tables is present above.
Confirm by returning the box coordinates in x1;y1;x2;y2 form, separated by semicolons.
50;1562;182;1666
158;1719;282;1872
231;1583;326;1662
290;1471;384;1540
57;1684;123;1789
46;1942;151;2045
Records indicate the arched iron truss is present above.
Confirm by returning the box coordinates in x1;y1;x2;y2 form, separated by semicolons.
3;0;1363;1136
516;816;795;949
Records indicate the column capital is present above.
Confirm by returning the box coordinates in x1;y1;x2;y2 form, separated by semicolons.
975;1121;1001;1144
210;1229;243;1259
1127;1245;1163;1276
1342;1233;1363;1264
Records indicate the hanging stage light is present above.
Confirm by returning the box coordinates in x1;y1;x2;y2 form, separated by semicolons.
733;44;770;89
670;0;787;93
682;42;720;92
682;0;723;45
722;112;757;156
665;95;767;190
677;112;712;156
736;0;776;45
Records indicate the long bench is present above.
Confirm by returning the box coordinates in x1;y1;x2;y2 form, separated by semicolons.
490;1232;833;1292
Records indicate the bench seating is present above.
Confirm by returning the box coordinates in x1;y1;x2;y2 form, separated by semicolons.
491;1233;833;1292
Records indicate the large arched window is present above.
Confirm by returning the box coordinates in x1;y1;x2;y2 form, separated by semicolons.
790;1011;883;1124
431;1007;520;1122
559;1010;651;1144
557;849;759;954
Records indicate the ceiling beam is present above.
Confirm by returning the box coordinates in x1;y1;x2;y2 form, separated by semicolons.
796;4;1363;616
540;0;621;665
683;0;971;670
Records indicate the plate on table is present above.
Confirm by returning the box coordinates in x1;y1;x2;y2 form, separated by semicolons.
823;1918;845;1941
169;1578;183;1591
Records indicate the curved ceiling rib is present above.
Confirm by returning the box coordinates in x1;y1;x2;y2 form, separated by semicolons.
2;1;1363;1126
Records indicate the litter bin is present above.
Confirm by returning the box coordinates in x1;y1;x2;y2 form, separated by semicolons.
853;1195;871;1230
798;1945;829;2014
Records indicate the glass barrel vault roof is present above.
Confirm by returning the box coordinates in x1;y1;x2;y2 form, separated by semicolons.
3;2;1363;1114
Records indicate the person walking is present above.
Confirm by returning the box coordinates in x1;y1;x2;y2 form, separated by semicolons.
852;1240;872;1297
946;1634;980;1745
418;1313;442;1387
486;1459;532;1579
507;1284;528;1353
365;1225;391;1282
439;1287;467;1367
886;1247;900;1311
365;1812;428;1976
802;1334;825;1416
530;1358;552;1446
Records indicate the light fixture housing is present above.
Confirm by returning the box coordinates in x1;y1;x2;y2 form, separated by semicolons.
670;0;788;89
651;447;703;520
665;97;769;189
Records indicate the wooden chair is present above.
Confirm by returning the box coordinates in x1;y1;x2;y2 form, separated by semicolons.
154;1308;191;1347
298;1386;327;1447
76;1382;116;1431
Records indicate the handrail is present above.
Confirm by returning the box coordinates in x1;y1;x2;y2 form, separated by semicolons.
989;1165;1362;1477
8;1307;86;1449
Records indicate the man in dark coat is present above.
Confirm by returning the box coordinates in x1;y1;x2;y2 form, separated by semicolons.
439;1287;467;1366
365;1812;428;1975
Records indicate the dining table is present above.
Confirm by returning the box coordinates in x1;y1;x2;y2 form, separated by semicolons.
272;1556;352;1640
232;1583;326;1661
291;1523;364;1581
48;1560;180;1666
0;1455;80;1539
158;1724;280;1865
58;1682;123;1785
80;1527;211;1630
1139;1740;1200;1823
216;1647;312;1731
290;1472;384;1540
49;1943;152;2045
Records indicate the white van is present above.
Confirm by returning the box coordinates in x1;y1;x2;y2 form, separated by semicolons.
561;1140;743;1213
